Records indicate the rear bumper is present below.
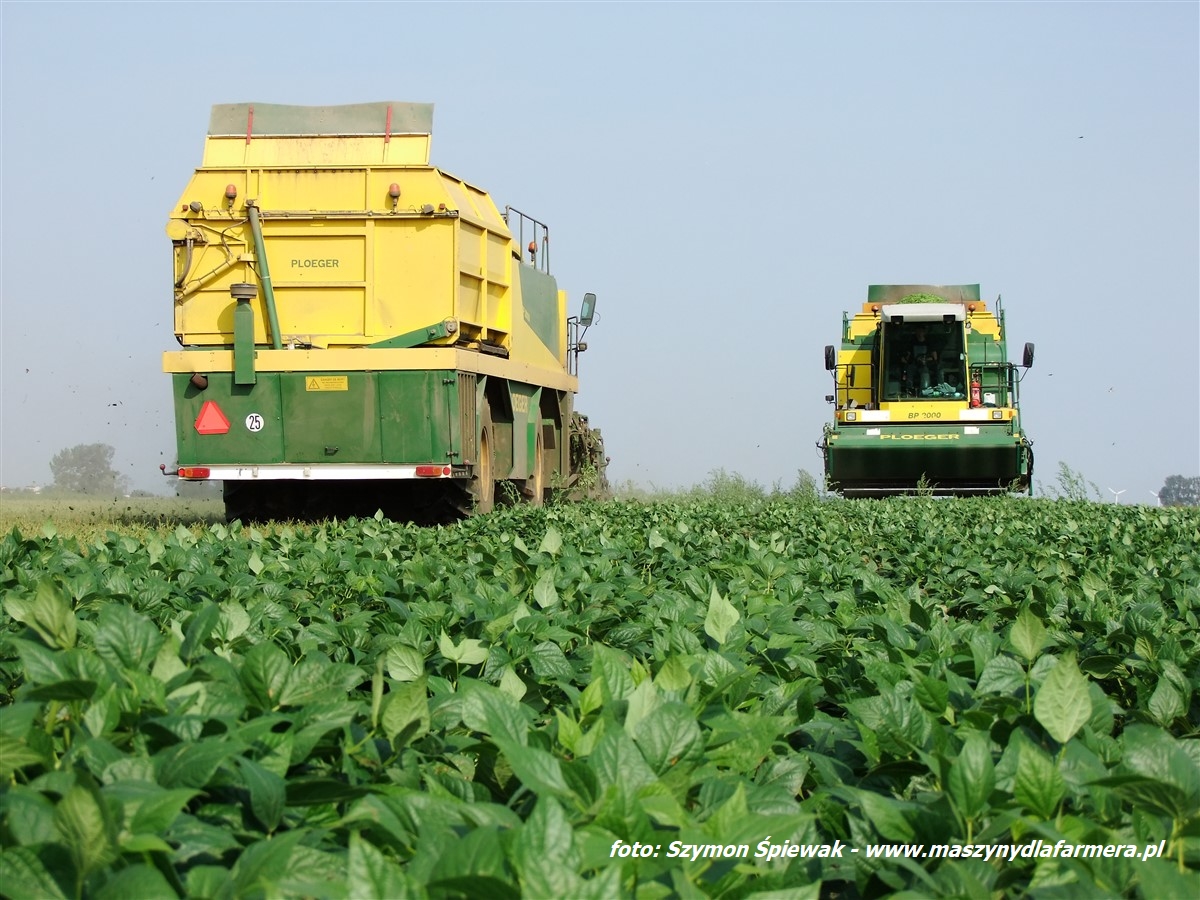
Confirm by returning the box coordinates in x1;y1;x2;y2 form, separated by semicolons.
179;464;465;481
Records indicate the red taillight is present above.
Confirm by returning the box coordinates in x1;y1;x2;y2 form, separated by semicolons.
178;467;211;479
415;465;452;477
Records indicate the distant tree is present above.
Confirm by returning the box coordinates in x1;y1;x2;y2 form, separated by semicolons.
1158;475;1200;507
49;443;128;495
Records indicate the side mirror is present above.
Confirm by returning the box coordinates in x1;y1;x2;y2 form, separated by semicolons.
824;345;836;371
579;293;596;327
1023;342;1035;368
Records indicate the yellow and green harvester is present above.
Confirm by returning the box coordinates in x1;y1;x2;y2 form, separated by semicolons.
163;102;606;521
819;285;1034;497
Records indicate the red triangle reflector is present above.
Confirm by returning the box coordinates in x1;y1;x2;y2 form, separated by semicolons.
195;400;231;435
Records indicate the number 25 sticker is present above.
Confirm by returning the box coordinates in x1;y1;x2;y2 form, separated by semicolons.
245;413;264;433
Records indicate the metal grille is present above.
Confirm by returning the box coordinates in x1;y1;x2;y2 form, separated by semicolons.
458;373;478;463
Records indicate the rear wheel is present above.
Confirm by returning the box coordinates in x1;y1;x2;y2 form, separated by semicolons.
527;429;546;507
471;406;495;514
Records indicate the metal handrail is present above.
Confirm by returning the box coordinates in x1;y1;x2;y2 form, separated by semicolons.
503;206;550;274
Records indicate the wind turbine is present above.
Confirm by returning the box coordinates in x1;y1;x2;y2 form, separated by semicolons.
1108;487;1126;505
1148;490;1161;506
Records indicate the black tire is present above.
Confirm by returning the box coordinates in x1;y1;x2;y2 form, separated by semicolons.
471;405;495;514
527;428;545;507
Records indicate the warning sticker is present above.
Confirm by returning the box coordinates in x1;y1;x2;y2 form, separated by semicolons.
195;401;230;435
306;376;349;392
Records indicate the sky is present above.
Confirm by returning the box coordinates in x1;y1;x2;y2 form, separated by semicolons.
1;1;1197;503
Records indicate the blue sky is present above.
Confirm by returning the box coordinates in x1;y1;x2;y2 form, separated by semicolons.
2;1;1197;501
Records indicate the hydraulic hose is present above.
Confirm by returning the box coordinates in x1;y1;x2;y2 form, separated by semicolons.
246;201;283;350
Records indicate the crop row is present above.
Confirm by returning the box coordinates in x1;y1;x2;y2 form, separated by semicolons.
1;497;1198;898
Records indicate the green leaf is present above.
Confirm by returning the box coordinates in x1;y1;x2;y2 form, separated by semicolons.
1119;725;1200;814
92;864;178;900
1098;775;1196;822
1033;654;1092;744
240;642;292;711
0;734;48;780
238;756;286;832
22;679;97;702
622;677;661;734
105;782;198;835
381;678;430;745
230;830;307;897
155;739;239;789
2;787;56;847
1009;608;1048;662
633;702;703;774
55;783;115;880
4;580;77;649
494;739;572;798
976;654;1027;695
186;865;233;899
589;729;658;793
1148;679;1186;726
0;846;69;900
704;584;740;645
180;602;220;661
532;568;559;609
428;828;518;899
947;731;995;821
512;798;582;897
591;645;633;703
438;631;489;666
347;833;418;900
654;655;693;693
93;604;162;670
538;526;563;556
82;686;121;738
385;644;425;682
460;679;532;746
498;665;528;701
837;787;918;842
555;710;582;755
529;641;573;682
1014;740;1066;819
913;674;950;715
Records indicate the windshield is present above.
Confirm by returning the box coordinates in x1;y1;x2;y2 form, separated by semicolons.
882;320;966;400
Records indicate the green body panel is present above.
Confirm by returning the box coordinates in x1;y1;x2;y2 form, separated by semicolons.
280;374;381;463
174;373;285;464
518;265;561;358
233;302;257;385
175;364;565;481
175;370;468;466
378;372;457;462
825;423;1031;495
505;382;540;478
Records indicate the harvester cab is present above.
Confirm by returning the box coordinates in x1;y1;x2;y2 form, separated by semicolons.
820;285;1035;497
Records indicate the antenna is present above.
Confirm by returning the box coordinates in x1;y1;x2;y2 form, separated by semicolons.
1107;487;1126;505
